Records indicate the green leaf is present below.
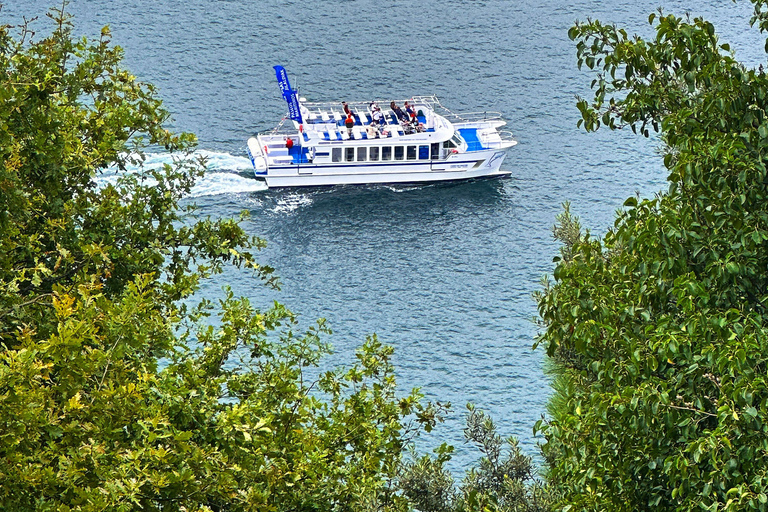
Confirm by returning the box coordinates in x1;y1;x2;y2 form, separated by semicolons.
624;196;638;207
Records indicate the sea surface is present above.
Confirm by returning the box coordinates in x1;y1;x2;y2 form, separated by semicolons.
6;0;766;475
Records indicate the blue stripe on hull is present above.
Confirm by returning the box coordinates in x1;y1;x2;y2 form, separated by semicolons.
269;159;483;171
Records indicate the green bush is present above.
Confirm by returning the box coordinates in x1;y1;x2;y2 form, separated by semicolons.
536;3;768;510
0;7;442;511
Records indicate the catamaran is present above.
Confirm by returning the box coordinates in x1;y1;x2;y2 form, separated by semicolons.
246;66;518;188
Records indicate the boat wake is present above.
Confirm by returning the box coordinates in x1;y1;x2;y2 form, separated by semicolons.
95;150;268;197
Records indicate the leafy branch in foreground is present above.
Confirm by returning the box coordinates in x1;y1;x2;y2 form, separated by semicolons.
0;6;444;511
536;2;768;510
400;405;556;512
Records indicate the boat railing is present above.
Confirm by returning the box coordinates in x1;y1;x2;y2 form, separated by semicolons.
479;130;516;149
417;95;506;124
498;130;516;141
450;111;505;123
266;95;508;135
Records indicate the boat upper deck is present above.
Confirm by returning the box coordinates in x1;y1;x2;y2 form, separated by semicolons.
249;96;516;167
261;97;459;144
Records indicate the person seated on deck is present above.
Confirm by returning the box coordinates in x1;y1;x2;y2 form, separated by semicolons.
345;114;355;138
372;106;385;127
391;101;408;122
404;101;416;121
365;122;379;139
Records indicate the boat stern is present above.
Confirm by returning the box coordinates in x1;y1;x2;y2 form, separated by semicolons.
247;136;268;175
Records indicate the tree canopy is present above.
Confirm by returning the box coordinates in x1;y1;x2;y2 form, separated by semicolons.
536;1;768;510
0;7;443;511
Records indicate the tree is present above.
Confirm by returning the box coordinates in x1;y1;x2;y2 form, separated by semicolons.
0;6;443;511
535;2;768;510
399;405;556;512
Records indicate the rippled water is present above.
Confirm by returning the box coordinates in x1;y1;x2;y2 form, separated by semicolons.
7;0;766;472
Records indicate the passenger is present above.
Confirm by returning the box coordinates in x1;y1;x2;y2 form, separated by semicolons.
405;101;416;120
342;101;354;117
345;114;355;138
365;122;379;139
391;101;408;122
372;107;386;128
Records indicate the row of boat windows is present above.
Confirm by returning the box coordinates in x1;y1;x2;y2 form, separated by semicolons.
332;143;440;163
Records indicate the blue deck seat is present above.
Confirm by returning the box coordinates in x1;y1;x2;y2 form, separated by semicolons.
458;128;483;151
288;146;302;163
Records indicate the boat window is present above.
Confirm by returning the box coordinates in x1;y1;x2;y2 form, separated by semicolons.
357;147;367;161
332;148;342;162
395;146;404;160
451;133;464;146
431;143;440;159
370;147;380;161
407;146;417;160
345;147;355;162
419;145;429;160
443;139;456;148
382;146;392;160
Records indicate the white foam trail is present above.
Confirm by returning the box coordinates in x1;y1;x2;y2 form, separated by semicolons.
272;193;314;213
195;150;254;173
94;150;266;197
189;171;267;197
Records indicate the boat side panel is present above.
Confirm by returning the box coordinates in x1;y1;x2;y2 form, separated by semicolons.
264;151;509;187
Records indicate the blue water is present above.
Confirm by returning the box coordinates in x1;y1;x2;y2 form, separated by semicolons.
7;0;766;474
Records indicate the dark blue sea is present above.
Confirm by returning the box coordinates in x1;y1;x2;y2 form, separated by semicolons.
7;0;766;474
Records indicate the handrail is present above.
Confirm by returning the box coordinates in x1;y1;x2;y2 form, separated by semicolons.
449;112;504;123
264;95;508;136
498;130;516;141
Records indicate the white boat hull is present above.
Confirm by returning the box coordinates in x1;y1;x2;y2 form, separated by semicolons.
248;94;518;188
262;149;510;187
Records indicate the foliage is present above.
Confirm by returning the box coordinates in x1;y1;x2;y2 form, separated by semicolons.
399;405;556;512
535;2;768;511
0;6;444;511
